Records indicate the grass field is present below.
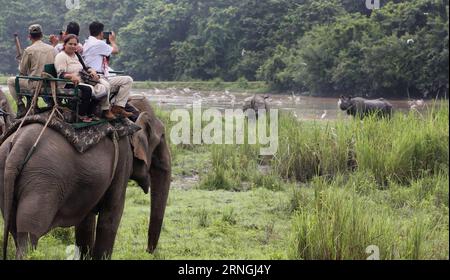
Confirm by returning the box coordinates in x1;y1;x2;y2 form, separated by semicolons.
0;76;7;85
0;96;448;260
133;79;270;93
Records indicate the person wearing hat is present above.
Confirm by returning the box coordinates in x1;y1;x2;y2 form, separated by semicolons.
7;24;56;118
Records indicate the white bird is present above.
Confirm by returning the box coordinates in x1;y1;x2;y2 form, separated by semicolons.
154;88;161;94
409;99;425;111
225;90;230;95
407;39;415;45
183;88;192;94
321;110;328;120
241;49;247;57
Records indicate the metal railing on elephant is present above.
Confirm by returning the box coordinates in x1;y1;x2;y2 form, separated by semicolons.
9;73;65;170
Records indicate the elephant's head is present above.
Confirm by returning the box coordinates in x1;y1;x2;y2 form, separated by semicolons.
129;101;172;254
131;112;161;193
338;95;354;111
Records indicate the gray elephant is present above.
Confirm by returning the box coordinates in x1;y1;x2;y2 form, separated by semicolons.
243;94;270;118
338;96;393;119
0;89;15;136
0;97;171;260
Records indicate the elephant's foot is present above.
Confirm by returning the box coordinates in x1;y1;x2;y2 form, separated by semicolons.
16;232;38;260
75;213;97;260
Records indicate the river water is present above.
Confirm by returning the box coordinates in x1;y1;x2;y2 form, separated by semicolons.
130;88;420;120
0;85;426;120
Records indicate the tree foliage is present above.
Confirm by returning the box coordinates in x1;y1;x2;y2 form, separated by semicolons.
0;0;448;98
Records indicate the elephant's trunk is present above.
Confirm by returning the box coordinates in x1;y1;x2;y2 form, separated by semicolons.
147;137;171;253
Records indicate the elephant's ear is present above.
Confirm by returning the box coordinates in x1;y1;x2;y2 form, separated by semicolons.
133;113;151;166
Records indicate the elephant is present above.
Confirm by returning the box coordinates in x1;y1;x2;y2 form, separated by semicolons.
338;96;393;119
243;94;270;118
0;96;171;260
0;89;15;136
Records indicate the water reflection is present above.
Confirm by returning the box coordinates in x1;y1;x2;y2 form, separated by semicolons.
131;89;425;120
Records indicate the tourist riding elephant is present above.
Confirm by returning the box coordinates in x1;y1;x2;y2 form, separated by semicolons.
338;96;393;119
0;96;171;260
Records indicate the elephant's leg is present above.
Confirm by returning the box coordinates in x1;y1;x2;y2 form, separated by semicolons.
15;232;38;260
75;213;97;260
92;182;127;260
148;137;171;253
15;189;60;259
11;210;19;248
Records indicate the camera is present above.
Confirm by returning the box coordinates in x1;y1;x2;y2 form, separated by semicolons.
103;31;112;44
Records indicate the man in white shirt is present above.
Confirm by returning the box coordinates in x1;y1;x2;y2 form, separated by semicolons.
82;21;133;118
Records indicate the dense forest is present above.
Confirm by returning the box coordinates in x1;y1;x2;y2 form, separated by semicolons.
0;0;448;98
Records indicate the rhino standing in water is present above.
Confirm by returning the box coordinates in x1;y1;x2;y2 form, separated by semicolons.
338;96;393;119
243;94;270;118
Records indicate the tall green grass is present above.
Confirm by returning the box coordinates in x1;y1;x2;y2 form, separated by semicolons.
198;143;260;191
288;173;449;260
354;107;449;185
274;102;449;185
194;102;448;191
273;117;353;182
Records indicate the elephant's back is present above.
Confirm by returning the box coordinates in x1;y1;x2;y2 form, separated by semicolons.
5;123;118;182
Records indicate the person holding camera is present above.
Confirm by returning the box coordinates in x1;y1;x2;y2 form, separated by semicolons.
50;22;83;55
82;21;133;118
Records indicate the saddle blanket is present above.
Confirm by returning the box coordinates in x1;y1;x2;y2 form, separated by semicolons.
1;112;141;153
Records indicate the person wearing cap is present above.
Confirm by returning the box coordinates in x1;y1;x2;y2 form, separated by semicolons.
7;24;56;118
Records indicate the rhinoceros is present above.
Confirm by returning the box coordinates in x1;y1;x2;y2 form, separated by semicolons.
338;96;393;119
